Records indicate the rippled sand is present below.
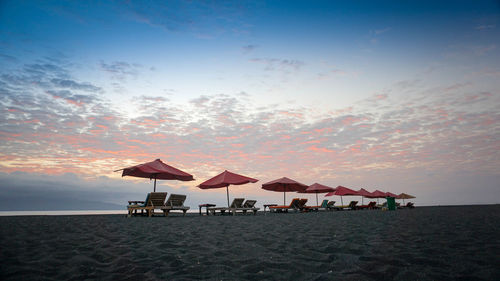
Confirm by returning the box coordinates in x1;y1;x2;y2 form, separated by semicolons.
1;205;499;280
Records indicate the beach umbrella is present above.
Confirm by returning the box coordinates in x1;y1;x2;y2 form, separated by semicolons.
397;193;416;205
357;188;374;205
325;185;359;206
115;158;194;192
262;177;308;205
198;170;258;207
299;183;336;206
364;189;387;204
385;191;398;198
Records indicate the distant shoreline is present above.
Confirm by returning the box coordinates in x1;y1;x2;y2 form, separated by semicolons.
1;204;498;216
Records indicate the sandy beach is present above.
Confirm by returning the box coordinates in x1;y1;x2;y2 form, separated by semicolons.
1;205;499;280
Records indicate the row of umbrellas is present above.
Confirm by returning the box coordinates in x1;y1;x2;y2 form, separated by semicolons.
115;159;415;207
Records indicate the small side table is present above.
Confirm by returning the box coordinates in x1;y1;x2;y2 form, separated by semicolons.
263;204;278;213
128;201;144;205
199;204;216;215
128;201;145;216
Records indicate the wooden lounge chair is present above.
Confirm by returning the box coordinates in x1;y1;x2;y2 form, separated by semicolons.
403;202;415;209
303;199;329;211
207;198;245;215
297;198;308;211
127;192;168;217
268;198;299;213
338;201;358;210
269;198;301;213
327;201;338;211
235;199;260;215
161;194;190;216
358;201;377;210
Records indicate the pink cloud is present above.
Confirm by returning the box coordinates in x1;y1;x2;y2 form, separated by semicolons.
308;146;334;153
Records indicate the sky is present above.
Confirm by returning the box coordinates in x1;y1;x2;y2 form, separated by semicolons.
0;0;499;210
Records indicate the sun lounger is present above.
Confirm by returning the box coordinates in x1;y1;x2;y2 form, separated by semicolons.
290;198;310;212
399;202;415;209
161;194;190;216
377;202;387;209
327;201;339;210
358;201;377;210
127;192;167;217
303;199;329;211
338;201;358;210
297;198;309;211
207;198;245;215
235;199;260;215
269;198;301;213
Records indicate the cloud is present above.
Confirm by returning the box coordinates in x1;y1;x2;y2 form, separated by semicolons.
0;172;148;210
368;27;391;45
476;24;495;30
250;58;304;72
242;44;258;53
373;27;391;35
1;57;499;208
471;44;496;56
46;90;97;107
99;61;143;80
51;78;102;92
0;53;18;63
2;78;499;182
317;69;349;80
118;1;258;38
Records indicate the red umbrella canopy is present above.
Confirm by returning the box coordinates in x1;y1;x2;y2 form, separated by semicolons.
299;183;336;206
118;159;194;181
261;177;308;205
356;188;374;205
325;185;359;196
365;189;387;198
357;188;374;197
197;170;258;208
261;177;308;192
385;191;399;198
300;183;336;193
198;170;258;189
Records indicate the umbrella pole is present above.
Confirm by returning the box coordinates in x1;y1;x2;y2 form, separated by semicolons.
284;184;286;205
154;175;157;192
403;198;405;205
316;193;319;206
341;196;343;206
362;196;364;205
226;186;230;207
